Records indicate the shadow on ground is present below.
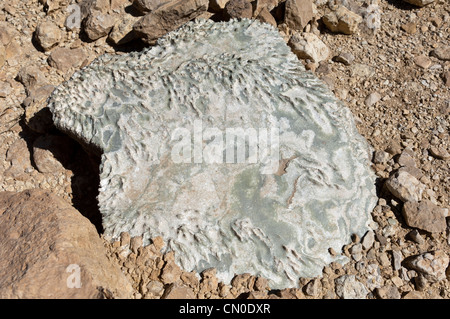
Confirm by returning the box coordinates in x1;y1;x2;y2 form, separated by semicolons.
384;0;419;10
18;117;103;234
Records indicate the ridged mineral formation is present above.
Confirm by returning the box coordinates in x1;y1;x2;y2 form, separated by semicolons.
48;19;377;289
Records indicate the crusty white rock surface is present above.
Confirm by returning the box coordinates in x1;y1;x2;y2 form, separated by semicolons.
48;19;377;289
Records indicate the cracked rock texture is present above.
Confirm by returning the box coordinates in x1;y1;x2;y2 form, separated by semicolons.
48;19;377;289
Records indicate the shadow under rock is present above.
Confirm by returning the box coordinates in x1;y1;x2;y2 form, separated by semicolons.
68;138;103;234
374;176;386;199
383;0;418;10
108;37;149;54
124;4;145;17
372;174;407;224
18;119;104;233
30;31;46;54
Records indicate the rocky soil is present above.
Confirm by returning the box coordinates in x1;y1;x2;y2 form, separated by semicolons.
0;0;449;299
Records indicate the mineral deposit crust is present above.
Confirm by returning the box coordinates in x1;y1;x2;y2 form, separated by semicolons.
48;19;378;289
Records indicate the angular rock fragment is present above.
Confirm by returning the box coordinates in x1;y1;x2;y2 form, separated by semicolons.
385;140;402;156
375;286;401;299
402;200;447;233
335;275;368;299
288;31;330;63
284;0;314;31
130;235;143;253
254;276;269;291
401;22;416;34
255;7;277;27
304;278;321;297
0;189;133;298
160;260;183;284
0;22;14;46
108;15;141;45
247;290;268;298
276;287;304;299
231;273;254;295
403;291;424;299
364;92;381;107
48;47;87;72
397;166;423;181
82;10;118;41
322;5;362;35
224;0;253;19
4;40;23;68
79;0;112;17
132;0;172;14
385;170;426;202
133;0;209;44
350;243;362;261
16;65;47;94
34;21;62;51
361;230;375;250
23;85;56;133
32;135;74;174
4;139;33;179
253;0;278;17
0;81;12;98
48;19;377;289
333;52;354;66
133;0;208;44
198;268;219;296
396;148;416;167
392;250;403;271
372;150;390;164
365;264;382;290
431;46;450;61
429;145;450;160
145;280;165;298
404;250;449;283
413;55;431;69
162;282;196;299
